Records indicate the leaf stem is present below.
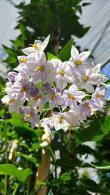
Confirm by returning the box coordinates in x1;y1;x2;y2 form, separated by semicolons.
4;175;8;195
12;183;19;195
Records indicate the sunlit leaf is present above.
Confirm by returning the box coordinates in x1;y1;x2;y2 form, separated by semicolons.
0;164;32;182
47;52;59;60
58;40;74;61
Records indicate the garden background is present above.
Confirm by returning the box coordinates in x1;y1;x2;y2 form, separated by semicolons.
0;0;110;194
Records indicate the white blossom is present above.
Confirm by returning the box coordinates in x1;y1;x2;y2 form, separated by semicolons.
2;36;107;131
22;35;50;55
63;84;85;108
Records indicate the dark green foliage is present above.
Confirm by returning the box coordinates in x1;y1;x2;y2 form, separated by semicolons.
3;0;90;68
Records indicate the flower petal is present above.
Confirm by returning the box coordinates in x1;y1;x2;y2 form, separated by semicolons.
71;46;79;59
77;51;90;62
42;35;50;50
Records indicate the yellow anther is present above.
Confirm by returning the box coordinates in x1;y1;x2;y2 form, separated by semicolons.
9;98;15;104
20;58;27;63
68;93;75;100
58;69;64;76
20;87;26;93
96;93;104;98
84;102;90;110
32;42;40;49
35;66;45;72
33;94;42;101
74;59;83;65
58;115;63;124
26;112;33;118
83;75;89;82
93;110;97;115
50;93;57;100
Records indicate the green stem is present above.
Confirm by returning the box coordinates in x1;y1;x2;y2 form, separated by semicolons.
27;177;31;195
4;175;8;195
12;183;19;195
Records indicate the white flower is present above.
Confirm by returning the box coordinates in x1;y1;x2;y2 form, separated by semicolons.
50;111;80;131
17;56;28;64
92;87;105;105
80;100;93;119
22;35;50;55
23;106;39;127
74;68;106;92
69;46;93;80
78;168;99;183
51;59;71;90
61;110;81;126
30;93;45;111
31;52;55;83
4;81;13;93
63;84;85;108
71;46;90;64
70;46;91;68
2;95;10;105
51;113;70;131
18;53;37;64
2;95;21;113
40;117;53;130
2;36;107;131
91;86;105;112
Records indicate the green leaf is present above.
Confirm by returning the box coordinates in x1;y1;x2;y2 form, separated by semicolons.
48;146;56;163
76;144;95;155
31;143;41;151
81;178;101;193
11;39;24;48
19;23;27;36
0;164;32;182
93;165;110;170
17;152;37;165
101;115;110;134
76;118;103;143
82;3;91;7
2;46;16;56
58;39;74;61
47;52;59;60
5;56;17;64
9;113;24;127
59;172;71;182
105;79;110;84
91;163;110;170
8;113;39;138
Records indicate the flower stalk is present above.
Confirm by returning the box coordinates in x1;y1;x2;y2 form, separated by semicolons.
35;126;51;195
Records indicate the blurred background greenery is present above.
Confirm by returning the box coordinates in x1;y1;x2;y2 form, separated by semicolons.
0;0;110;194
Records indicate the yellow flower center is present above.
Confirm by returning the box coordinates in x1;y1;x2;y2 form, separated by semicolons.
96;93;104;99
32;42;40;49
33;94;42;101
83;75;89;82
50;93;57;100
84;102;90;110
26;112;33;119
58;115;63;124
20;87;26;93
68;93;75;100
58;69;64;76
9;98;15;104
35;66;45;72
74;59;83;65
19;58;27;63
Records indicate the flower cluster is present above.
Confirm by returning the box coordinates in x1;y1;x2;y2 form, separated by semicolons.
2;35;107;130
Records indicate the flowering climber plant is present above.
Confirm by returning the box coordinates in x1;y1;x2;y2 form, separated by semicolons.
2;35;107;132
